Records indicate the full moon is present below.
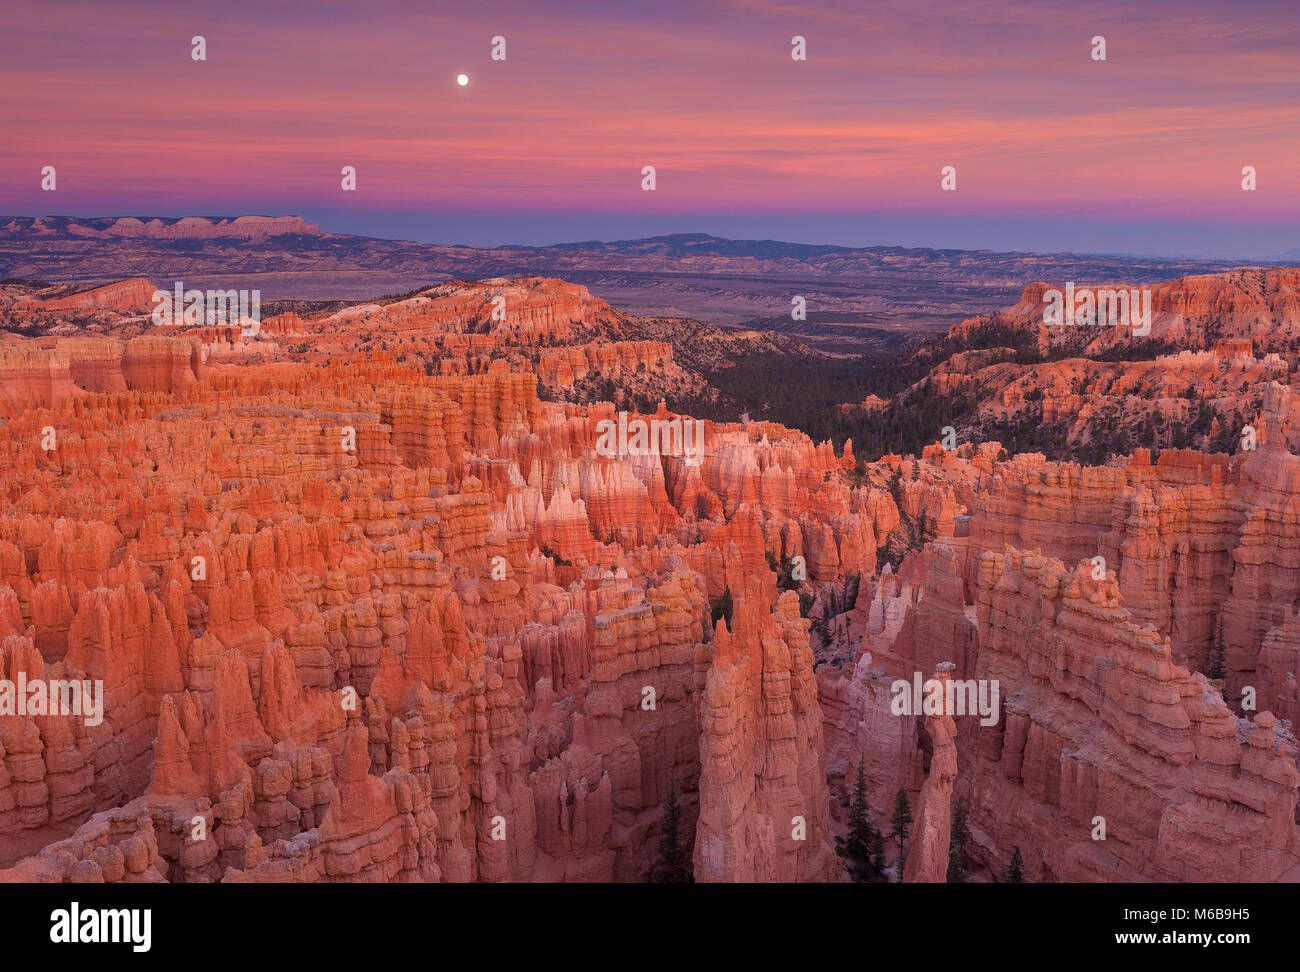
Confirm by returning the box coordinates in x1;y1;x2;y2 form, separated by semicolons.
456;74;469;86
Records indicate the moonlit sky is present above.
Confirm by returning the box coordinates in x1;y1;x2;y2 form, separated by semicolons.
2;0;1298;257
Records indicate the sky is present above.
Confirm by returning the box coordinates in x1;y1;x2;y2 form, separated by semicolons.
2;0;1299;258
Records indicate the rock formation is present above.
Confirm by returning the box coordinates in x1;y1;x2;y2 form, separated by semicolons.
4;267;1300;887
0;276;883;883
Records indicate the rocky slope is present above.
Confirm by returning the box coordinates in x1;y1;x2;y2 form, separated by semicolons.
836;266;1300;463
0;276;870;882
5;265;1300;884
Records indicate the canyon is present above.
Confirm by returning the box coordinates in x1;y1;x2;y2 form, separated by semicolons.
2;264;1299;883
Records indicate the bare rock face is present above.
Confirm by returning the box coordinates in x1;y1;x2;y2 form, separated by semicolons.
873;544;978;680
969;548;1299;882
0;335;201;416
26;278;159;314
819;649;921;829
940;428;1299;709
1256;607;1300;729
903;664;958;883
694;579;839;882
0;345;83;415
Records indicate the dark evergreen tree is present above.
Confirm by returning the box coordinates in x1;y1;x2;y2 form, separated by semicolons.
888;468;905;506
947;798;969;883
834;763;875;882
843;571;861;610
1002;846;1025;883
649;783;692;883
776;555;802;592
798;590;815;618
890;787;913;877
711;586;734;628
869;826;888;883
1207;618;1226;681
890;787;913;844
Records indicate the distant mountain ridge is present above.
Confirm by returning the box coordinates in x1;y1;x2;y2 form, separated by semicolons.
518;232;862;259
0;217;1249;270
520;231;1100;263
0;215;321;241
0;216;1272;350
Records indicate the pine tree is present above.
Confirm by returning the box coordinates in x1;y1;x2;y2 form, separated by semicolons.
834;763;875;882
890;787;913;877
1002;846;1025;883
798;591;815;618
890;787;913;844
870;826;887;883
947;798;968;883
711;587;733;628
1207;618;1226;681
650;783;692;883
844;571;861;608
888;468;904;506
